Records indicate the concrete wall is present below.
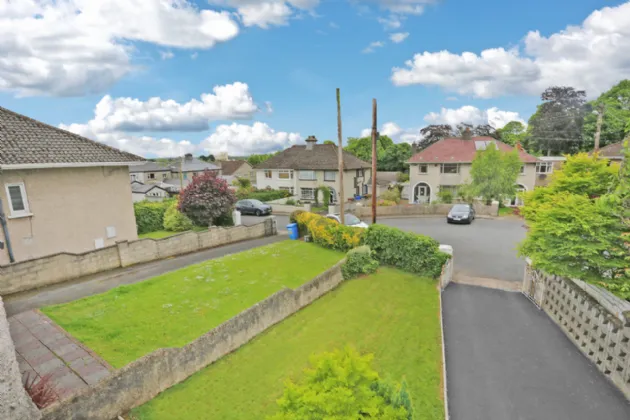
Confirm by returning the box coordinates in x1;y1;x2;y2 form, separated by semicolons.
408;162;537;203
0;297;41;420
41;259;346;420
0;167;138;265
354;201;499;218
0;219;276;296
439;245;454;290
522;262;630;399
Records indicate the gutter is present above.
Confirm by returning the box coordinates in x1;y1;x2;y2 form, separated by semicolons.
0;161;147;170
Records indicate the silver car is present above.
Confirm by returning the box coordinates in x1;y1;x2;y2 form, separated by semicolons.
325;213;369;229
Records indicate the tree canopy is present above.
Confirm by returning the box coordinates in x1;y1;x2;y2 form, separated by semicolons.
496;121;527;146
468;143;522;204
323;140;336;145
344;135;412;172
247;153;275;166
582;80;630;150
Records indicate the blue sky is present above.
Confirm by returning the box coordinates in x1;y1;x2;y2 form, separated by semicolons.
1;0;628;157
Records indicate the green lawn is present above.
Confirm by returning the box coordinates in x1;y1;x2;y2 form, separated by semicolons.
42;241;343;368
131;268;443;420
498;207;516;216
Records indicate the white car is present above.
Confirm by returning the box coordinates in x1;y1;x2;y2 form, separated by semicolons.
326;213;369;229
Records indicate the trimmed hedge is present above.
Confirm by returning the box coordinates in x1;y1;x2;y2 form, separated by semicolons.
163;201;194;232
238;189;292;202
134;200;173;234
295;212;364;252
364;224;450;279
342;246;379;280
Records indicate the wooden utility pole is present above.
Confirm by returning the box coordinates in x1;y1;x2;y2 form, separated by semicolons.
336;88;345;225
594;103;605;152
371;99;378;225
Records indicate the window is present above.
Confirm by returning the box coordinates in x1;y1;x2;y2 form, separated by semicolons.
278;170;293;179
536;162;553;174
301;188;316;200
418;164;428;174
279;186;294;194
324;171;336;181
440;164;459;174
5;183;30;217
264;170;272;179
162;172;168;180
519;165;525;175
356;169;364;177
149;173;155;179
299;170;316;180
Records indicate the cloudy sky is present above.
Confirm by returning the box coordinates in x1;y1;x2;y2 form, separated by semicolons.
2;0;629;157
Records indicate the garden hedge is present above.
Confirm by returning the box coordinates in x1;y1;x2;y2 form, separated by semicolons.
294;212;364;252
342;246;379;280
134;200;173;234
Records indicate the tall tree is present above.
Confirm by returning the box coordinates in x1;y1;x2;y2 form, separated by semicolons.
380;142;412;172
468;143;522;204
323;140;335;145
582;80;630;150
246;153;275;166
496;121;527;146
416;124;454;150
345;135;394;163
527;86;588;155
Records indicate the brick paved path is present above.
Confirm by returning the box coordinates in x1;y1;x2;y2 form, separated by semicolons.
9;310;110;400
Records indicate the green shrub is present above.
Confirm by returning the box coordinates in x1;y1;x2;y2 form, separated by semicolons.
134;200;172;234
285;199;296;205
342;246;379;280
378;199;397;207
238;189;291;202
268;347;413;420
380;188;401;204
212;212;235;227
295;212;364;252
364;224;450;279
315;186;331;206
437;189;453;204
163;201;194;232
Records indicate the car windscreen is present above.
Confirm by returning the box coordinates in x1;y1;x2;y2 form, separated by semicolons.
344;214;361;225
452;205;470;212
249;200;264;206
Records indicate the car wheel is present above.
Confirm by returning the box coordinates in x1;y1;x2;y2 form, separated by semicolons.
256;209;262;216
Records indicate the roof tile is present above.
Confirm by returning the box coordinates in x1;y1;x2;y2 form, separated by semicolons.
408;137;539;164
256;144;370;170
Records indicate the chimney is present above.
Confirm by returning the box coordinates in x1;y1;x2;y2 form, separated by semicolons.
184;153;193;161
462;128;472;140
305;135;317;151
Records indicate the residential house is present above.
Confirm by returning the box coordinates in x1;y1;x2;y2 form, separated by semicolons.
219;160;255;184
535;156;565;187
129;161;171;183
592;141;626;163
407;136;539;205
373;171;401;197
255;136;371;203
170;154;221;181
0;106;143;264
131;183;170;203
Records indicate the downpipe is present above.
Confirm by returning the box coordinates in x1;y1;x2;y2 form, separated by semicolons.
0;198;15;263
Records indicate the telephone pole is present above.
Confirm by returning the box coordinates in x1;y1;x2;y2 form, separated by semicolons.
371;99;378;225
336;88;345;225
594;103;605;152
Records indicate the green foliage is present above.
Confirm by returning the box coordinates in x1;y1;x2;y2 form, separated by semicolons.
582;80;630;150
396;172;410;183
323;140;336;145
380;188;401;204
378;199;397;207
496;121;527;146
233;177;252;189
456;184;476;204
342;246;379;280
296;212;364;252
247;153;275;167
469;143;522;203
549;153;619;198
285;199;297;205
268;347;412;420
163;201;194;232
238;188;292;202
290;209;305;224
133;200;173;234
364;224;450;279
315;186;332;206
380;143;413;172
344;137;411;172
437;189;453;204
179;171;236;227
212;212;235;227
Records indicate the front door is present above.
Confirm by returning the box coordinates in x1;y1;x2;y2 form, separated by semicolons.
416;185;429;203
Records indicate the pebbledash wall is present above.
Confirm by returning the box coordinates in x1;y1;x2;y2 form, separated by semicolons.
0;219;277;296
522;260;630;399
354;201;499;218
40;259;346;420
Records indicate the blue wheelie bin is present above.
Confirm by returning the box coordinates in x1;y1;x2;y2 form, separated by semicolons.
287;223;299;240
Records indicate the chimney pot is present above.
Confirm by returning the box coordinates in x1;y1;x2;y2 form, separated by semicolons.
462;128;472;140
305;135;317;150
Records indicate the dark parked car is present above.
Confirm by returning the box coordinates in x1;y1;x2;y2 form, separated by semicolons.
447;204;475;224
235;199;272;216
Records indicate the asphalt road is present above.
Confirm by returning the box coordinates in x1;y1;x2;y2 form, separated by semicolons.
443;284;630;420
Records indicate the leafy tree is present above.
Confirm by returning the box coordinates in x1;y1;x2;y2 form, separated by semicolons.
582;80;630;150
547;153;619;198
345;135;394;163
526;86;588;155
469;143;522;204
380;143;412;172
416;125;454;150
247;153;275;166
454;123;498;138
496;121;527;146
323;140;336;145
178;171;236;226
163;201;194;232
268;347;412;420
198;154;215;162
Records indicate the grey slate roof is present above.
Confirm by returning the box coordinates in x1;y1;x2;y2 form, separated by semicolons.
169;156;220;172
220;160;250;175
0;106;144;167
129;161;172;173
255;144;370;170
131;183;168;194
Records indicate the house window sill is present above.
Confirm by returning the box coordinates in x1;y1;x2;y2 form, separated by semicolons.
8;213;33;219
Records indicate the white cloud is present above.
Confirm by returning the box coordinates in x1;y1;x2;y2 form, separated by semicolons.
0;0;240;96
423;106;525;128
209;0;320;28
392;2;630;98
360;122;420;144
377;15;402;29
68;82;259;134
201;122;302;155
363;41;386;53
362;0;429;15
389;32;409;43
160;51;174;60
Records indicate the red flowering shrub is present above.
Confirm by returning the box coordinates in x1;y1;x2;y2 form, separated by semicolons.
178;171;237;227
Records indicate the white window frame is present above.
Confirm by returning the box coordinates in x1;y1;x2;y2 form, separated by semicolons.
264;170;272;179
536;162;553;174
5;182;31;218
519;165;525;175
418;164;428;174
278;169;293;180
324;171;336;182
299;170;316;181
440;163;460;174
300;188;316;200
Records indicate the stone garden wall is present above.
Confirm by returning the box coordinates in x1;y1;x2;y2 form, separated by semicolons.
40;259;345;420
354;201;499;218
522;261;630;399
0;219;276;296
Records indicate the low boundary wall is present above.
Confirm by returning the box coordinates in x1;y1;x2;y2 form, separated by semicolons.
354;202;499;218
40;259;346;420
522;261;630;399
439;245;454;290
0;219;277;296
